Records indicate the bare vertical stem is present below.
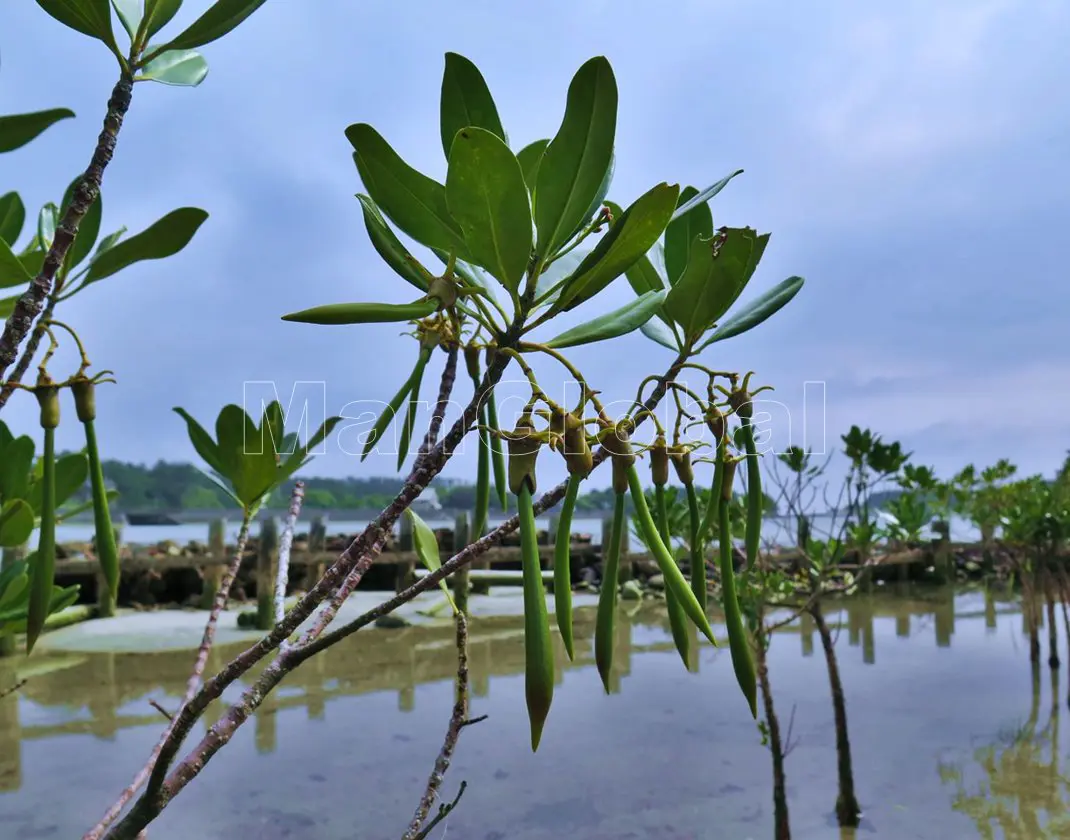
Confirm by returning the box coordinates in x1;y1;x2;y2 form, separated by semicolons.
274;482;306;636
402;610;478;839
0;73;135;401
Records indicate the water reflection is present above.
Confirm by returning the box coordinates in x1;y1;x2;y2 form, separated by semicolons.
938;663;1070;838
0;586;1057;839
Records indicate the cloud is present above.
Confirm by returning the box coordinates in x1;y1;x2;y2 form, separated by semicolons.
1;0;1067;495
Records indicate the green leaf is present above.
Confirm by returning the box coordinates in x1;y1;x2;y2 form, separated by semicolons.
162;0;268;50
699;275;805;347
445;127;532;291
0;435;34;501
0;108;76;154
669;170;743;223
35;0;116;46
0;193;26;245
664;227;770;339
346;124;469;258
544;289;667;348
213;404;276;507
110;0;141;39
279;416;342;480
356;194;428;292
439;52;506;160
19;250;46;281
84;207;208;283
533;247;587;306
624;252;665;297
59;177;103;269
664;186;712;286
281;299;438;326
639;318;679;351
552;182;679;312
92;227;126;260
138;49;209;86
516;139;548;192
37;204;58;250
534;57;617;260
0;239;32;289
28;452;88;514
142;0;183;39
172;407;228;478
567;149;614;243
0;500;34;548
0;295;17;318
0;570;29;613
404;508;457;613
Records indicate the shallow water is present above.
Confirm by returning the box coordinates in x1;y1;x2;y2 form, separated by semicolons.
0;585;1064;839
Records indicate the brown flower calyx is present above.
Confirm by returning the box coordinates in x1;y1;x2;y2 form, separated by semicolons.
463;344;482;381
549;407;592;478
704;404;726;443
649;434;670;487
599;421;635;495
507;412;542;496
668;444;694;485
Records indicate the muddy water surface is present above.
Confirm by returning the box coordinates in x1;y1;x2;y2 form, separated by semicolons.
0;586;1065;839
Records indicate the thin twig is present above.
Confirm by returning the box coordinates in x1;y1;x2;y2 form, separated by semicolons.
83;514;255;840
148;700;173;722
402;610;480;840
98;348;688;839
0;73;135;402
0;678;26;700
275;481;306;643
415;346;458;464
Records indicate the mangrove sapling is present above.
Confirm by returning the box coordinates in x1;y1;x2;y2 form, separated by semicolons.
0;39;810;837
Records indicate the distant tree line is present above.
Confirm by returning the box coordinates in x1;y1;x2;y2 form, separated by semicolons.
64;457;790;514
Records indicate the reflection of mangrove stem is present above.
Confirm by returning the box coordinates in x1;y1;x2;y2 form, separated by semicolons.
756;628;791;840
811;603;860;827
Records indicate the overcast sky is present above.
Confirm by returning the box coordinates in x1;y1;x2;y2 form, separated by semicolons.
2;0;1067;492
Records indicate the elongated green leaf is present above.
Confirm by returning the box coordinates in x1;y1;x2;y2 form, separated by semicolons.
445;127;532;291
35;0;115;45
138;49;209;86
624;252;664;297
110;0;141;39
670;170;743;223
0;193;26;245
516;139;548;192
0;500;34;548
396;354;426;471
553;182;679;312
361;376;414;460
0;295;17;319
534;57;617;259
567;149;614;243
29;452;88;514
534;247;587;306
0;571;29;613
85;207;208;283
214;404;276;507
162;0;268;50
279;416;343;479
404;508;457;612
0;435;34;500
0;108;75;154
172;407;228;478
59;177;102;270
664;186;711;286
664;227;770;339
0;239;32;289
440;52;506;159
640;318;679;351
347;124;469;258
699;275;804;347
545;289;666;348
142;0;183;39
281;299;437;326
357;194;428;292
19;250;46;280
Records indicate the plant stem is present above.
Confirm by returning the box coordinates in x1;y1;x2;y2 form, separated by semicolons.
0;73;135;404
274;482;305;636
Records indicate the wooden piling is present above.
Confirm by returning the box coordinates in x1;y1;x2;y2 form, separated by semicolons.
200;518;226;610
799;610;815;657
396;515;415;593
932;520;952;582
256;517;279;631
302;516;328;591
